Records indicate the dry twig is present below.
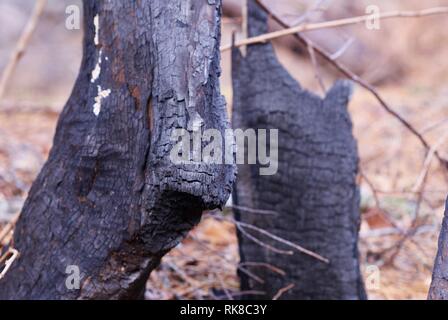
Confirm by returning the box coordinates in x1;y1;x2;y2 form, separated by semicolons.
0;214;19;245
412;131;448;193
210;213;330;263
241;0;248;57
239;262;286;276
226;205;278;216
272;283;295;300
221;6;448;51
421;117;448;134
359;169;381;209
237;220;329;263
0;0;47;101
306;42;326;94
251;0;448;169
0;248;19;280
189;233;265;284
235;223;294;255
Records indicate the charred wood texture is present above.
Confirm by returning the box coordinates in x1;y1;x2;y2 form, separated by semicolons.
429;197;448;300
0;0;235;299
231;0;366;300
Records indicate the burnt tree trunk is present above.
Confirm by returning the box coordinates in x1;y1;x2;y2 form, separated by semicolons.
428;197;448;299
231;0;366;300
0;0;235;299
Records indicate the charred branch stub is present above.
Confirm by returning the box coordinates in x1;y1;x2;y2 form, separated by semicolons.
231;0;366;300
429;197;448;300
0;0;235;300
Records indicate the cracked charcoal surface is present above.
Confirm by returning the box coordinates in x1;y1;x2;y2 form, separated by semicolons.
0;0;235;300
231;0;366;300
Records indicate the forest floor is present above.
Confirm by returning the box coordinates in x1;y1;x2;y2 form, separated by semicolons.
2;0;448;300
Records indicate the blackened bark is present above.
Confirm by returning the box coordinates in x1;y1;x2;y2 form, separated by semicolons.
231;0;366;300
0;0;235;299
428;197;448;299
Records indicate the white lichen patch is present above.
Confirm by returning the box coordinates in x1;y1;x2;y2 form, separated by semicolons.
91;50;102;83
90;15;109;117
90;13;104;84
93;14;99;45
93;85;111;117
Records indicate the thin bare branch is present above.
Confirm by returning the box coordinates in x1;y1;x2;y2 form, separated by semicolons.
329;37;355;60
412;131;448;192
421;117;448;134
359;168;381;208
306;42;326;94
215;269;234;300
239;262;287;276
0;214;19;245
237;220;330;263
227;204;278;215
235;223;294;256
0;248;19;280
272;283;295;300
288;0;330;26
221;6;448;51
210;213;330;263
225;290;266;298
252;0;448;169
188;233;265;284
237;265;265;284
241;0;248;56
0;0;47;101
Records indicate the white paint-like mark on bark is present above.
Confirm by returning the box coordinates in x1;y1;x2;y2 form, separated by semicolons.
91;49;102;83
93;14;99;45
93;85;111;116
90;15;109;116
90;14;103;84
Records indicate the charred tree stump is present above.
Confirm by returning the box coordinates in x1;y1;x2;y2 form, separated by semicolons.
429;198;448;300
231;0;366;300
0;0;235;299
